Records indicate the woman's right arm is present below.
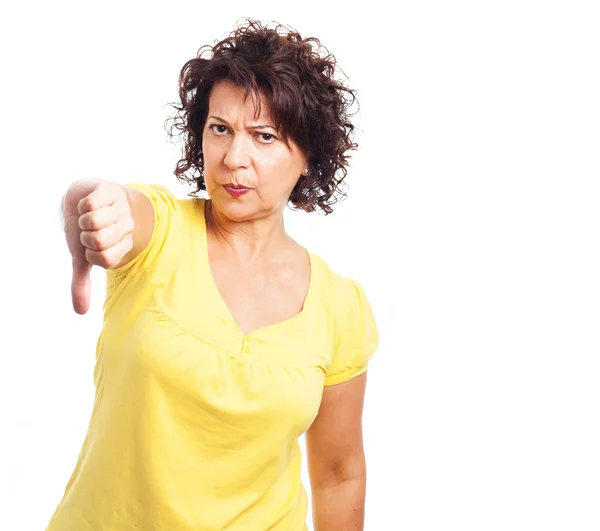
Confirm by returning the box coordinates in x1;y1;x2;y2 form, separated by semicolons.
61;179;155;313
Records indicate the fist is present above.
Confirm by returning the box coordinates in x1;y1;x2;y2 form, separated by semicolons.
63;180;135;314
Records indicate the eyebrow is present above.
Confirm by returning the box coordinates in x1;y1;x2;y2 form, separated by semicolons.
207;115;276;130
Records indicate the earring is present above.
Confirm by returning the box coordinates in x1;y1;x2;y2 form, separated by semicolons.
303;168;310;175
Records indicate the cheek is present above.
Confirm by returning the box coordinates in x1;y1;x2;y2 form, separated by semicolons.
259;153;298;183
202;141;221;172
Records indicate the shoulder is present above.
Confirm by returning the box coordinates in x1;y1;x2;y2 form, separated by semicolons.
106;183;199;277
313;256;379;386
308;252;365;308
126;181;179;206
125;181;204;226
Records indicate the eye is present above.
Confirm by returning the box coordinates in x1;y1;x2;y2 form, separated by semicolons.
257;132;276;144
209;124;228;135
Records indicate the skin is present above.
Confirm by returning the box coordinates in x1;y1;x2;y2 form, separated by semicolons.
203;79;368;527
307;371;368;529
201;80;314;337
201;79;308;264
61;75;367;525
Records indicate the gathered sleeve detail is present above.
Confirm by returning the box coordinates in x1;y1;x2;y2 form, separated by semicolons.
324;277;379;386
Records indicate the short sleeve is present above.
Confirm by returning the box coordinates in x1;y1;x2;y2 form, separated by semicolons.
106;182;181;279
324;278;380;386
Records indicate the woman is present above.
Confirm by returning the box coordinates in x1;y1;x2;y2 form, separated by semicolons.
51;19;379;531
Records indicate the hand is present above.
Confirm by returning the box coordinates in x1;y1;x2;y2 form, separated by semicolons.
63;180;134;315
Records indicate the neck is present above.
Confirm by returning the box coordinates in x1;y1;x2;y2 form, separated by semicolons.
205;199;292;265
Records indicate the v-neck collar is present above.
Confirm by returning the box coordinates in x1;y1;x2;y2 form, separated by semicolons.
196;198;316;341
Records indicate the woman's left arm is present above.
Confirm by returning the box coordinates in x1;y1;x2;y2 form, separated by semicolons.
306;371;368;530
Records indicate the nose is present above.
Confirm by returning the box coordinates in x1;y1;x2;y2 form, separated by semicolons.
223;132;251;173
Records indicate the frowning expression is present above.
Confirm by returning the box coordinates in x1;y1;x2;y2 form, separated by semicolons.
202;79;308;219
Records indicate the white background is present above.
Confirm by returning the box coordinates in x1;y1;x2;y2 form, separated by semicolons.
1;1;599;530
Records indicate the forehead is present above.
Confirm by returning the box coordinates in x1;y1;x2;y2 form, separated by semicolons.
208;79;272;122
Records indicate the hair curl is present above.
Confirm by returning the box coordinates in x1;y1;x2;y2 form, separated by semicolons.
166;18;359;215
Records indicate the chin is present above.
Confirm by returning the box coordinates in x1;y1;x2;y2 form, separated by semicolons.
211;192;257;221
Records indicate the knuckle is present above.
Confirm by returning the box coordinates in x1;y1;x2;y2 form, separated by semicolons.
80;213;94;231
90;232;103;249
121;216;134;235
85;248;97;265
88;249;110;269
90;215;104;231
111;221;124;240
81;230;104;251
98;249;113;269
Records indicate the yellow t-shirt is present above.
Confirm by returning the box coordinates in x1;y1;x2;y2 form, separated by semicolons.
47;183;379;530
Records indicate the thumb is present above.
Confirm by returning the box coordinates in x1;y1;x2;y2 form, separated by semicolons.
71;252;92;315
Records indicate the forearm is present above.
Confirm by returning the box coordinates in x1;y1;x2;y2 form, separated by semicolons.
311;475;366;530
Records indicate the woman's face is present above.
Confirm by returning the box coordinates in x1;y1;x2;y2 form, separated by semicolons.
202;79;308;220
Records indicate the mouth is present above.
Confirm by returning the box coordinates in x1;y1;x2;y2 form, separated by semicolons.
223;184;251;197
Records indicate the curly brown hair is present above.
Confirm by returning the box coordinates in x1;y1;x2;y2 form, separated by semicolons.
166;19;359;215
